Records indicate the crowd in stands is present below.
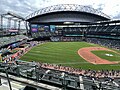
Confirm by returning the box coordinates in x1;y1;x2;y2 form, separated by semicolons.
0;35;28;48
0;46;27;64
36;62;120;79
0;41;45;64
32;31;56;38
86;38;120;50
50;36;83;42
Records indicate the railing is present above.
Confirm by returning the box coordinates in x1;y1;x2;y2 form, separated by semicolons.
0;61;119;90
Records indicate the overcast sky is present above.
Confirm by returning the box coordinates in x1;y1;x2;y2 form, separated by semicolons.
0;0;120;19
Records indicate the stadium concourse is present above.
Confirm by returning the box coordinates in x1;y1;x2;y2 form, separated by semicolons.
0;4;120;90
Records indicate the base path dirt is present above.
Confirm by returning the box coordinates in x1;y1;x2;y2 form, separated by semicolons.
78;47;118;64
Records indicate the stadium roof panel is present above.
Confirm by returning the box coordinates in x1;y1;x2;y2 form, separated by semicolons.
83;20;120;25
26;4;110;20
1;11;25;21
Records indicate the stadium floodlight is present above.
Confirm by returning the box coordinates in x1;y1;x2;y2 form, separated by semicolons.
64;22;74;24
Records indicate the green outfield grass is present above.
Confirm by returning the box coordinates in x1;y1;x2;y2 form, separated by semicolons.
20;42;120;70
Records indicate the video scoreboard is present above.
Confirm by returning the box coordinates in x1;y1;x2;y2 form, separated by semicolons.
31;24;56;32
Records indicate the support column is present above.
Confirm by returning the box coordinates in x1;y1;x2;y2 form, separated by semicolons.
0;15;3;30
7;18;11;30
17;20;21;34
0;78;2;86
0;15;3;37
14;20;17;29
25;21;29;36
5;69;12;90
29;23;32;37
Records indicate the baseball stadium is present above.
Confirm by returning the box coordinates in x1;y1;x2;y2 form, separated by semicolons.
0;4;120;90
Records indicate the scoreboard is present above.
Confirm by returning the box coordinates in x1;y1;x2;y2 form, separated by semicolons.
31;24;38;32
31;24;49;32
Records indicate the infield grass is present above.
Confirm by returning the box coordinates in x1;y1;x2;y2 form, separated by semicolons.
92;50;120;61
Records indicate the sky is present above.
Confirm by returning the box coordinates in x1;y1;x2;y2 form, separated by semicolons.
0;0;120;19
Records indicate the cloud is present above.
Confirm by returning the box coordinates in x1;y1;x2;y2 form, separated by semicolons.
96;4;105;11
0;0;37;17
113;13;120;19
1;0;120;19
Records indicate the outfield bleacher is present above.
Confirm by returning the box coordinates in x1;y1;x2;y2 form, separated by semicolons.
0;35;28;48
86;38;120;50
